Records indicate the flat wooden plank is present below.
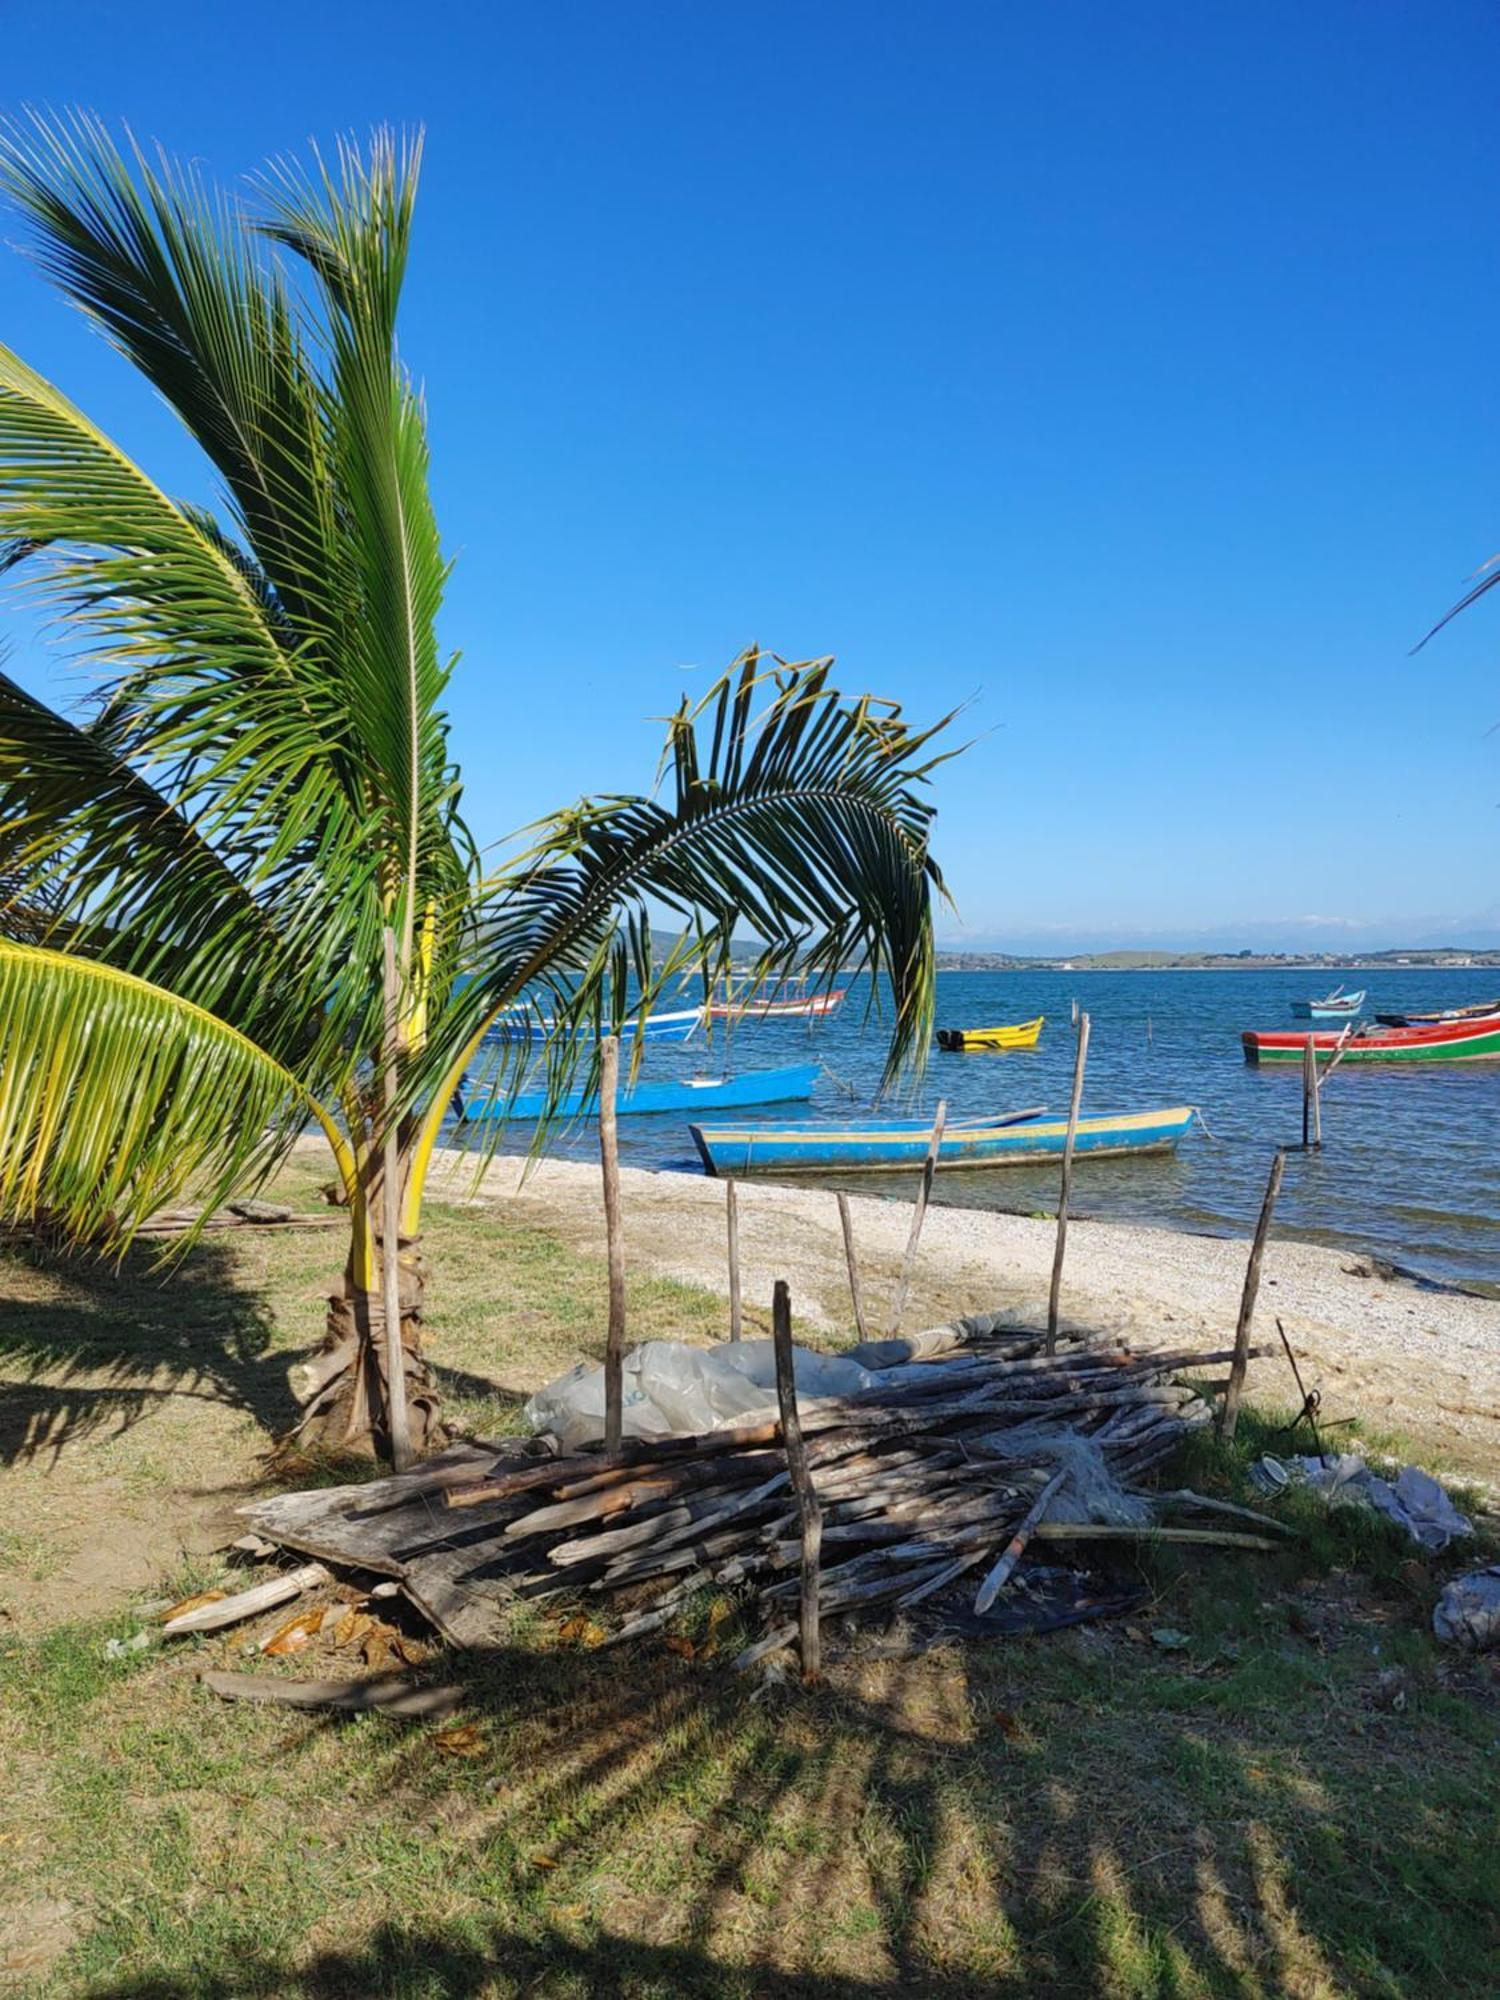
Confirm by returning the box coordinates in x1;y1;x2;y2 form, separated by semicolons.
200;1670;463;1718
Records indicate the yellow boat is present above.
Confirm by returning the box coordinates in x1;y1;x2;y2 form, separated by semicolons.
936;1016;1044;1052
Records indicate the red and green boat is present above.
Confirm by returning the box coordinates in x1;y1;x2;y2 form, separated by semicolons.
1242;1014;1500;1065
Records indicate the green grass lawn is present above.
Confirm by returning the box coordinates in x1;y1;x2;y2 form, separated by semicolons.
1;1166;1497;1998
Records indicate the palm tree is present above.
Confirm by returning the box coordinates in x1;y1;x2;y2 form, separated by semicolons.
0;118;951;1460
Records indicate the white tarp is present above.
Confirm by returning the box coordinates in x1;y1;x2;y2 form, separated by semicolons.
524;1338;881;1452
1252;1452;1472;1552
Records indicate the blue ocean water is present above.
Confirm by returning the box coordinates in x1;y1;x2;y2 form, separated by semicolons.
472;968;1500;1292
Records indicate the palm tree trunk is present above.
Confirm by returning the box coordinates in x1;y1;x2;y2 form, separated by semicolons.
286;1170;444;1458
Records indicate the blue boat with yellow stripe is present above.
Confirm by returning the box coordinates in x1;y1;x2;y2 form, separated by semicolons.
688;1104;1197;1176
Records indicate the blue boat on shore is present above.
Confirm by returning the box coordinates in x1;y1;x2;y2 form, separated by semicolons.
688;1104;1198;1176
462;1061;819;1123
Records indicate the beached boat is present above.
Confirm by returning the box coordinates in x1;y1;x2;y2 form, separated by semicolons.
1374;999;1500;1028
707;980;846;1022
1289;987;1365;1020
461;1061;819;1123
936;1017;1043;1052
492;1005;703;1046
689;1104;1197;1176
1242;1016;1500;1064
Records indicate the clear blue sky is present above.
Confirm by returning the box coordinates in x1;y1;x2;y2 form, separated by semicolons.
4;1;1498;950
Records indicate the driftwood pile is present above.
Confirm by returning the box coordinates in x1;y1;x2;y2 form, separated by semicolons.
245;1313;1280;1667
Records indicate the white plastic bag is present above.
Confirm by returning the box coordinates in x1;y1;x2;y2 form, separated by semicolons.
1433;1566;1500;1650
1252;1453;1472;1552
524;1338;880;1452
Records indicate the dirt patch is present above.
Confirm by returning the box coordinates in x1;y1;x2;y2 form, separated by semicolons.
0;1896;78;1991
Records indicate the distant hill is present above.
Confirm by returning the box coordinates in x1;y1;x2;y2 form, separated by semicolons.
648;931;1500;975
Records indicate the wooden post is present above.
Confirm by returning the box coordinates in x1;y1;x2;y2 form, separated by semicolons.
887;1099;947;1335
725;1180;742;1343
1310;1045;1323;1150
1301;1038;1316;1151
599;1034;627;1457
1046;1011;1090;1355
836;1192;869;1342
1220;1148;1285;1443
772;1278;822;1680
380;928;412;1473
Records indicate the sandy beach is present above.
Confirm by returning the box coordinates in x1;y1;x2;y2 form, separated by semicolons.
423;1145;1500;1482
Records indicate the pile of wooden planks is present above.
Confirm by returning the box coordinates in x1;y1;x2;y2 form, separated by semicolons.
242;1316;1280;1660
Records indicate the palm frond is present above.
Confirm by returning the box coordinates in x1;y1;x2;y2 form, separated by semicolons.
1412;552;1500;652
0;940;316;1250
0;667;373;1073
257;133;458;953
420;651;954;1126
0;117;472;1050
0;339;373;903
0;110;341;642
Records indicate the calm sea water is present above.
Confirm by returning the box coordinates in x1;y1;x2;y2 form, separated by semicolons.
474;969;1500;1293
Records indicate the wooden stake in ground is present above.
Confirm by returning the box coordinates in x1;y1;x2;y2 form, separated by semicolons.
887;1099;947;1336
380;927;413;1473
772;1278;823;1680
1220;1148;1285;1443
599;1034;627;1457
1046;1011;1091;1355
725;1180;742;1342
1301;1038;1319;1151
836;1192;869;1341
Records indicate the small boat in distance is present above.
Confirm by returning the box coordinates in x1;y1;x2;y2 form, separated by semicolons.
689;1104;1197;1176
1243;1016;1500;1064
1289;986;1365;1020
492;1006;703;1046
937;1017;1043;1052
1374;999;1500;1028
708;976;846;1022
461;1061;819;1123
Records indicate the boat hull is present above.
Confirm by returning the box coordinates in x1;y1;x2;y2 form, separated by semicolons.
707;990;846;1022
1375;1002;1500;1028
1290;990;1364;1020
462;1061;819;1122
493;1007;703;1046
689;1105;1197;1175
1243;1018;1500;1064
937;1016;1043;1051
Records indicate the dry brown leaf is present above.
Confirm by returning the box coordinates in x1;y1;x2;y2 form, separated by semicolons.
261;1608;325;1656
529;1853;558;1870
359;1618;417;1670
432;1724;486;1759
160;1589;226;1624
663;1635;696;1659
706;1598;733;1632
331;1608;372;1650
580;1621;606;1649
557;1616;589;1644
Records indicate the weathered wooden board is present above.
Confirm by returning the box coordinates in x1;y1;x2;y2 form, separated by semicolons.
239;1444;538;1648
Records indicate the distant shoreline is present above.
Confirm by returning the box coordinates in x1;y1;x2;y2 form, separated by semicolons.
934;955;1500;974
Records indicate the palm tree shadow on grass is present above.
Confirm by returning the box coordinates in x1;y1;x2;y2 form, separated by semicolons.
0;1232;529;1469
69;1623;1499;1999
0;1235;295;1465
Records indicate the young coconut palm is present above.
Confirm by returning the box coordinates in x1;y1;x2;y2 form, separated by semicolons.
0;117;952;1460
